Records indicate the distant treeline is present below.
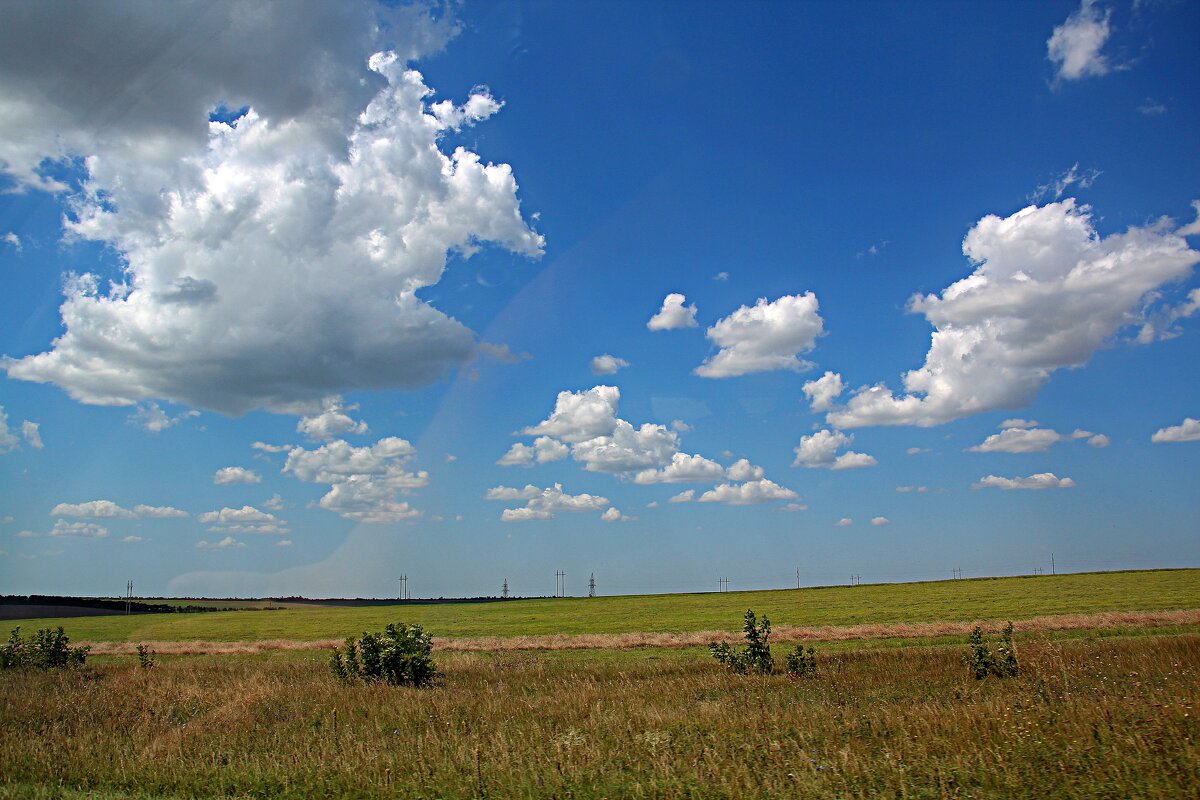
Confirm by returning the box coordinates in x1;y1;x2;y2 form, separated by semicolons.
0;596;225;615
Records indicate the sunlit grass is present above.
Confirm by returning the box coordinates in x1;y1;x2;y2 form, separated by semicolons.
8;569;1199;644
1;634;1196;799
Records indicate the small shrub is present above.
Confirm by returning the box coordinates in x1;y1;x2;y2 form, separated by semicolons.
0;626;89;670
785;645;818;677
709;610;774;674
966;622;1018;680
136;644;156;669
330;623;437;687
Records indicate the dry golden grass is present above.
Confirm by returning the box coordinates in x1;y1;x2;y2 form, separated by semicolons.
2;634;1197;799
78;608;1200;656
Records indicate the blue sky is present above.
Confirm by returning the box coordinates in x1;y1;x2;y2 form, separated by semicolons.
1;0;1197;598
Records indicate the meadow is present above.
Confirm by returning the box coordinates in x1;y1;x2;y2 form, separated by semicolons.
9;569;1200;646
2;569;1198;799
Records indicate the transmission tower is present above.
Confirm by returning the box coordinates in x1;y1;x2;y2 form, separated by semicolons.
588;572;596;598
502;578;509;599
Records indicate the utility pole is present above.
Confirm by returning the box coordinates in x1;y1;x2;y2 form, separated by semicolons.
555;570;565;598
1034;567;1043;576
796;568;800;589
850;574;861;586
1051;553;1055;575
588;572;596;598
125;580;132;615
719;577;729;592
502;578;508;599
399;574;408;600
953;567;961;580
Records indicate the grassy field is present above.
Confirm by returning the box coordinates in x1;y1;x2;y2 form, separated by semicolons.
7;569;1200;644
2;634;1197;799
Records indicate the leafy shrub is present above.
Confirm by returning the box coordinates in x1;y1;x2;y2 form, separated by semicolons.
330;623;437;687
136;644;156;669
0;626;89;670
709;610;774;674
785;644;818;677
966;622;1018;679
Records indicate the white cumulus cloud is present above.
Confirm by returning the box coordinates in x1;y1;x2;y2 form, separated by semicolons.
1047;0;1114;82
697;479;798;506
1151;418;1200;443
128;403;198;433
590;354;630;375
802;371;845;413
50;500;187;519
870;516;890;526
49;520;108;539
213;467;262;485
633;453;726;485
297;397;368;441
694;293;824;378
828;201;1199;429
968;425;1110;454
283;437;425;524
647;293;698;331
793;429;877;470
1;6;542;415
196;536;245;550
973;473;1076;490
491;483;610;522
669;489;695;503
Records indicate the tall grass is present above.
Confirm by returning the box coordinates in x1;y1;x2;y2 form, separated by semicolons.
2;634;1196;798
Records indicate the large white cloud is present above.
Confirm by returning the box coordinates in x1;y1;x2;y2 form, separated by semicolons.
1;5;543;414
695;294;825;378
1151;418;1200;443
792;429;877;470
828;201;1199;428
1047;0;1113;82
283;437;426;524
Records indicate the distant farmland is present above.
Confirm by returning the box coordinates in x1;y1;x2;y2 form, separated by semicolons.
1;568;1196;799
6;569;1198;646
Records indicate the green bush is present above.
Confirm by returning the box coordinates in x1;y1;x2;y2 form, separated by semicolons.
785;644;818;677
136;644;156;669
0;626;89;670
330;623;438;687
709;610;774;674
966;622;1018;679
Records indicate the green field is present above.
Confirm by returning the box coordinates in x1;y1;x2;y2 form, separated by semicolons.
9;569;1200;644
3;569;1198;798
